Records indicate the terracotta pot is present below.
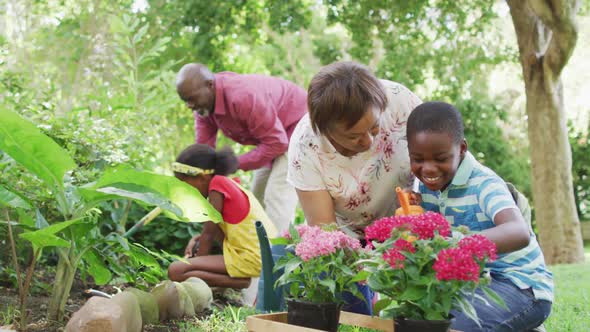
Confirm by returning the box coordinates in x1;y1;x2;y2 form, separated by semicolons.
394;317;453;332
286;299;341;332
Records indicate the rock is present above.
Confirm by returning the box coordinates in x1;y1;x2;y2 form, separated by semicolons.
126;287;159;324
111;292;142;332
181;277;213;312
151;280;195;321
174;282;196;317
0;325;17;332
65;297;124;332
65;293;142;332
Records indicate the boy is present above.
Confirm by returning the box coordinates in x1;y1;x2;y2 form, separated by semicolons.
406;101;553;331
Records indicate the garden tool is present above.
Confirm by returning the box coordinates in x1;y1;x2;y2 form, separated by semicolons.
255;220;285;312
395;187;424;216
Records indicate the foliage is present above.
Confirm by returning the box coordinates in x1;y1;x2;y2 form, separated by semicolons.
360;213;503;323
272;224;365;304
178;0;313;72
0;108;219;320
324;0;512;98
569;126;590;221
0;304;19;327
177;306;257;332
460;99;532;200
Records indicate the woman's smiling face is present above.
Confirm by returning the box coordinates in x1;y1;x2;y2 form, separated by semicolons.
408;131;467;192
327;106;381;157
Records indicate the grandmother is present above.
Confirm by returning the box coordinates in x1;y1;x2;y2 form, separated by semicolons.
287;61;422;239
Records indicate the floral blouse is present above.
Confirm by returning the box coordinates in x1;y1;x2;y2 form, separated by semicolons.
287;80;422;238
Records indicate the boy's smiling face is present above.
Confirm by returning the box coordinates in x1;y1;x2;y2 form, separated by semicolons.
408;131;467;192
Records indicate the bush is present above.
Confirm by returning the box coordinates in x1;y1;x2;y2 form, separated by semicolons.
569;126;590;221
459;99;531;200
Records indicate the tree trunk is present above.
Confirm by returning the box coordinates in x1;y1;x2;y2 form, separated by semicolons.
507;0;584;264
48;248;77;321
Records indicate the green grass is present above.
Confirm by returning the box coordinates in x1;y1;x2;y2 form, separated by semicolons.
0;304;19;326
177;306;257;332
544;243;590;332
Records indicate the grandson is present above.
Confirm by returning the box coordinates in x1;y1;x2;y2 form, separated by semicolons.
406;101;553;331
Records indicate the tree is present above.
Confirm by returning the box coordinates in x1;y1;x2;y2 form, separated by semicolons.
506;0;584;264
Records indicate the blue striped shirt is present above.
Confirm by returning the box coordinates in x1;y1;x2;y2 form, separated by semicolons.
419;152;554;302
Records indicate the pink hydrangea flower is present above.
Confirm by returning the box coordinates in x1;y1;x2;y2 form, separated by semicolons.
293;226;361;261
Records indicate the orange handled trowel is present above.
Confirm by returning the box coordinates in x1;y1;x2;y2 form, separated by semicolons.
394;187;424;216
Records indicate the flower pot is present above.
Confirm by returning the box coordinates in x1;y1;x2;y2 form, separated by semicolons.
394;317;452;332
286;299;341;332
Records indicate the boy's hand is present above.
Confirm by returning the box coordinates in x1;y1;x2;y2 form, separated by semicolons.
184;235;200;258
400;188;422;205
408;191;422;205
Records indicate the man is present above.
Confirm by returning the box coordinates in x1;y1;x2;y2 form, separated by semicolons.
176;63;306;233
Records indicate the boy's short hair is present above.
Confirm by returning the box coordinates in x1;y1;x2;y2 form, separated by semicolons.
307;61;387;135
406;101;464;144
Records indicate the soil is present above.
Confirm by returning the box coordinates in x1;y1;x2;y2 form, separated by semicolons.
0;271;243;332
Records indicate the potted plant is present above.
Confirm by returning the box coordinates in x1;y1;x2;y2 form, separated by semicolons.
360;212;504;332
272;224;365;332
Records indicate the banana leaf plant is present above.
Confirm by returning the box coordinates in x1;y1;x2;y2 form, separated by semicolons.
0;107;221;321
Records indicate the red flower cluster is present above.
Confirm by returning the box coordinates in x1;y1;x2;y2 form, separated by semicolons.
410;212;451;239
433;248;480;281
364;216;398;243
365;212;451;244
433;234;497;282
382;239;416;269
458;234;497;261
383;248;406;269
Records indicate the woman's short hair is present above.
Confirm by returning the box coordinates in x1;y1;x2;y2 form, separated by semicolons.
307;61;387;135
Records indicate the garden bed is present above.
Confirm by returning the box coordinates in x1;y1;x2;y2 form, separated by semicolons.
0;276;243;331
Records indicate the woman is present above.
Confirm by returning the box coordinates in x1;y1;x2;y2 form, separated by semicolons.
288;61;422;238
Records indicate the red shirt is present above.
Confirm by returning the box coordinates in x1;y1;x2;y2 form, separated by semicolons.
209;175;250;224
195;72;308;171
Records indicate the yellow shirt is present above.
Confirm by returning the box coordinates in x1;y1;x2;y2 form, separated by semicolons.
217;182;277;278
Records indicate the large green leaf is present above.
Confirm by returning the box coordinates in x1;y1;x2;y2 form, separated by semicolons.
0;108;76;190
128;243;159;268
80;166;222;223
17;209;35;229
19;218;82;248
20;232;69;248
399;286;425;301
96;183;183;217
0;185;31;209
82;249;112;285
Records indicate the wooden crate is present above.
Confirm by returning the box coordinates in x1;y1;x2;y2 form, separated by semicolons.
246;311;394;332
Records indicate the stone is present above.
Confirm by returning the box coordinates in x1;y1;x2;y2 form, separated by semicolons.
126;287;159;325
151;280;195;321
181;277;213;312
65;292;142;332
110;292;142;332
65;297;126;332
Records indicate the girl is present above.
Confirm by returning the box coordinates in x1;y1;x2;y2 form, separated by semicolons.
167;144;277;289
